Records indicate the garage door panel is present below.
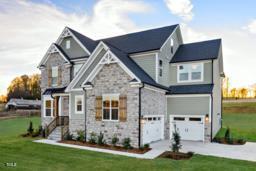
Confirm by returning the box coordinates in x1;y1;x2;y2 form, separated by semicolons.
170;115;204;141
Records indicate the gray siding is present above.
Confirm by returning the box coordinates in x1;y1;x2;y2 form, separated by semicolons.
167;96;210;115
169;61;212;86
74;49;107;89
158;26;183;86
212;48;223;137
131;54;156;80
60;37;89;58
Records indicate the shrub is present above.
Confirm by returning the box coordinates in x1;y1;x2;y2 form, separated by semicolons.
27;121;34;135
76;130;85;142
111;134;119;146
144;143;150;149
38;125;43;135
41;128;46;138
97;132;106;145
224;127;231;142
65;131;74;140
122;138;132;149
89;132;97;144
32;130;40;137
171;124;182;153
237;138;246;144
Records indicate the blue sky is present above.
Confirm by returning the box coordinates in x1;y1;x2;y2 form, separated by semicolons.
0;0;256;94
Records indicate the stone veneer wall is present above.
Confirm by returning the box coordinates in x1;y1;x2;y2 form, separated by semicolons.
204;122;211;142
141;87;167;143
40;52;71;127
86;63;140;147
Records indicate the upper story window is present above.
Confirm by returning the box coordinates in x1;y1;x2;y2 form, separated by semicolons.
51;66;58;86
177;63;203;83
66;40;70;49
103;94;119;121
170;38;174;54
73;64;83;77
75;95;84;114
159;60;163;77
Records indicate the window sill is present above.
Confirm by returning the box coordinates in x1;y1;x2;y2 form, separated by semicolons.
102;120;119;122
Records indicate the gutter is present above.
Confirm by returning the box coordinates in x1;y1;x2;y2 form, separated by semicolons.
138;83;144;147
82;87;87;142
210;59;213;141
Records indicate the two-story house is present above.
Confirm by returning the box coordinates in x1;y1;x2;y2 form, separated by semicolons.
38;24;224;148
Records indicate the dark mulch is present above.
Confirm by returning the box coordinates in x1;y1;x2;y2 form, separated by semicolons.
213;138;246;145
59;140;151;154
158;151;194;160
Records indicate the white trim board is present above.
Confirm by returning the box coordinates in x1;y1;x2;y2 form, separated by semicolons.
159;25;179;52
38;43;70;67
65;41;109;92
56;27;91;55
81;50;141;86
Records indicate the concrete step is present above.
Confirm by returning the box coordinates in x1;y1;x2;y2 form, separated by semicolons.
48;126;62;141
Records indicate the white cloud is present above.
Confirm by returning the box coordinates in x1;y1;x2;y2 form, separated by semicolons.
164;0;194;21
243;19;256;34
0;0;151;95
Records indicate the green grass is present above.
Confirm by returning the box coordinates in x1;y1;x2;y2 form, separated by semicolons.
0;117;256;170
216;102;256;142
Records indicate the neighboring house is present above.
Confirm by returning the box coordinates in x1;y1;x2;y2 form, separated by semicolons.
5;98;41;110
38;24;224;147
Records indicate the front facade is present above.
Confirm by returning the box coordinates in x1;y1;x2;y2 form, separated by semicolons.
38;24;224;147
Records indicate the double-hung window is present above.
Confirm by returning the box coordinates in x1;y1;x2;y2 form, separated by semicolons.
159;60;163;77
177;63;203;82
44;96;53;117
73;64;83;77
103;94;119;121
66;40;70;49
75;95;84;114
51;66;58;86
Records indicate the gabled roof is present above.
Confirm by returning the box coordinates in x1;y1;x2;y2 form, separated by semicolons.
68;25;178;55
168;84;214;94
7;98;41;106
105;42;170;90
67;27;98;53
170;39;221;63
101;25;178;54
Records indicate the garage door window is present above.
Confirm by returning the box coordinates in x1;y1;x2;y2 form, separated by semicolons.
189;117;201;121
174;117;185;121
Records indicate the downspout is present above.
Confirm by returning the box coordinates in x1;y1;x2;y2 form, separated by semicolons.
138;83;144;148
210;59;214;141
82;87;87;142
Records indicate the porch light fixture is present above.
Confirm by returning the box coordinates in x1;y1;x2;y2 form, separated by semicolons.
205;114;209;123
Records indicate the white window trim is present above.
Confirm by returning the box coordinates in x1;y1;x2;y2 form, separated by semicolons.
66;40;71;49
75;95;84;114
44;95;53;117
51;66;59;87
102;94;120;122
177;63;204;83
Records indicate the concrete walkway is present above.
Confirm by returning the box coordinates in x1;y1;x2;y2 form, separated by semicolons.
151;140;256;162
34;139;162;159
34;139;256;162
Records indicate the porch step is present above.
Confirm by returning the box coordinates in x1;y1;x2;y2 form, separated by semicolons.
48;126;62;141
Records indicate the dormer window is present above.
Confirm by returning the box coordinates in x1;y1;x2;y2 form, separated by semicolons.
177;63;203;83
170;38;174;54
66;40;70;49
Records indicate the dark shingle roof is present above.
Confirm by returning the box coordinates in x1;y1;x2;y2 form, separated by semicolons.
68;27;98;53
106;42;169;90
102;25;178;54
170;39;221;63
43;87;67;95
168;84;214;94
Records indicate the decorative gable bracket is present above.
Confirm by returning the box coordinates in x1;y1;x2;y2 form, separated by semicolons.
99;52;118;65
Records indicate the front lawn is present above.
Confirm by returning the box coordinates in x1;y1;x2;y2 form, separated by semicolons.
216;102;256;142
0;117;256;170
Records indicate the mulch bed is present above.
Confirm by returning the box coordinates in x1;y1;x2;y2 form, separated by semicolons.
59;140;151;154
158;151;193;160
213;138;246;145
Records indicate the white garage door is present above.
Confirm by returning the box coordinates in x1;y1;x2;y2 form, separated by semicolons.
170;115;204;141
142;115;164;144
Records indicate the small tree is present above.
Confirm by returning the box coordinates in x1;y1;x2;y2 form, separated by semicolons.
27;121;34;135
171;124;182;153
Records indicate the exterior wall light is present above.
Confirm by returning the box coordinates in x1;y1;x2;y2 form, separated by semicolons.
205;114;209;123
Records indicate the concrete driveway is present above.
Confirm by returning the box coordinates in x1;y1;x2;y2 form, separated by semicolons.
150;140;256;162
